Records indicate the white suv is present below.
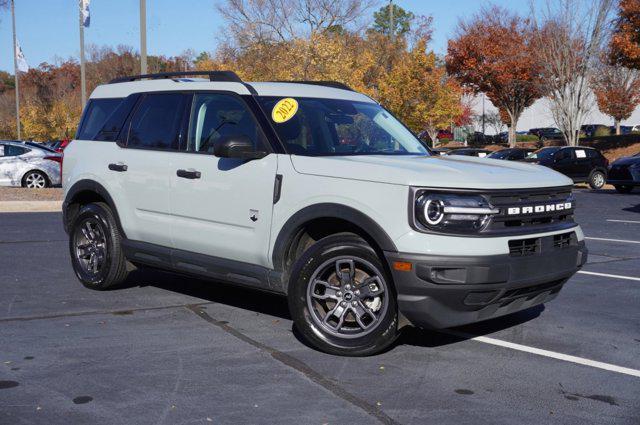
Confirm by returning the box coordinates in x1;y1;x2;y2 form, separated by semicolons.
63;71;587;356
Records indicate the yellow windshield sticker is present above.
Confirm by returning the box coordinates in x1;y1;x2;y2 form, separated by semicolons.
272;98;298;123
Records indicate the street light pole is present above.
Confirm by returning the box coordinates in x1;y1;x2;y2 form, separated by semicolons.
389;0;394;43
140;0;147;74
10;0;21;140
79;0;87;107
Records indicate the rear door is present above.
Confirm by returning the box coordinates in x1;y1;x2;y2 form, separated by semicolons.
169;92;278;267
552;148;576;179
573;148;591;181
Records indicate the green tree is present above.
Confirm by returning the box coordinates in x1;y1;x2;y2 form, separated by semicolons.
371;3;414;37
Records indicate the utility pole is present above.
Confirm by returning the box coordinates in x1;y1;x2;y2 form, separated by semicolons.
79;0;87;107
140;0;147;74
10;0;21;140
389;0;394;43
481;93;486;135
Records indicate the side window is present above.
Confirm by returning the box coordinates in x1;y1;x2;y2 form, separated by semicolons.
585;149;600;159
3;145;29;157
186;93;266;153
76;98;123;140
574;149;587;159
127;93;185;150
95;94;140;142
0;145;4;156
555;149;570;161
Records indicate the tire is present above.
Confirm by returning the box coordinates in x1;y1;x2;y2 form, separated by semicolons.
22;170;49;188
69;202;129;290
588;170;606;190
288;233;399;356
614;185;634;194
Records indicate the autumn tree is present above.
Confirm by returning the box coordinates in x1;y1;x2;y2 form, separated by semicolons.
591;57;640;134
446;6;543;147
611;0;640;69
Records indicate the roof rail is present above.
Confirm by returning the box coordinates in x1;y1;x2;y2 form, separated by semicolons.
109;70;243;84
271;80;354;91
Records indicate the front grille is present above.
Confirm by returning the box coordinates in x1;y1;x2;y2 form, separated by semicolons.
553;232;576;249
508;237;540;256
484;186;575;235
499;280;564;305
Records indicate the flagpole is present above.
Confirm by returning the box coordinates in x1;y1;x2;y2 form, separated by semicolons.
79;0;87;107
10;0;21;140
140;0;147;74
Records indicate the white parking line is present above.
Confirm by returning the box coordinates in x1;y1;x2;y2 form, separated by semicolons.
577;270;640;282
447;331;640;378
606;219;640;224
585;236;640;244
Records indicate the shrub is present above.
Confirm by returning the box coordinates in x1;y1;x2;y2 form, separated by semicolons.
516;134;539;142
594;126;611;137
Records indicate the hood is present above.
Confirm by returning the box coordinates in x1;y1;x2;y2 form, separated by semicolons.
290;154;573;189
612;155;640;166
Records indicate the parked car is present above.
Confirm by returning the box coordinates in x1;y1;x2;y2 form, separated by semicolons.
63;71;586;356
431;147;450;156
529;127;563;141
488;148;534;161
446;148;492;157
607;152;640;193
0;140;62;188
55;138;72;153
524;146;608;189
437;129;453;140
609;125;633;135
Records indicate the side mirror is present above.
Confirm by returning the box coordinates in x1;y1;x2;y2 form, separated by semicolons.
214;135;268;160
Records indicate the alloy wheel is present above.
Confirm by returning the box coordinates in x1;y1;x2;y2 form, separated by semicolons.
74;218;107;276
25;172;46;188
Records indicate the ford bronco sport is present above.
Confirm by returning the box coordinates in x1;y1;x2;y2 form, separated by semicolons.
63;71;587;356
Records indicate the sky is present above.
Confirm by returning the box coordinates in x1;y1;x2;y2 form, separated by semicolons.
0;0;532;73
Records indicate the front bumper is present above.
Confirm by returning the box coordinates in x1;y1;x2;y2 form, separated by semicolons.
385;236;587;329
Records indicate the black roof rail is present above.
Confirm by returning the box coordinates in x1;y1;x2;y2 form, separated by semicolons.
108;70;243;84
270;80;354;91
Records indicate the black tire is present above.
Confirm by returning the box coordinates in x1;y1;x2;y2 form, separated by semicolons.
69;202;129;290
288;233;399;356
614;185;634;194
588;170;606;190
21;170;49;188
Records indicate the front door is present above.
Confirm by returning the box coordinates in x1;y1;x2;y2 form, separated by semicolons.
169;93;278;267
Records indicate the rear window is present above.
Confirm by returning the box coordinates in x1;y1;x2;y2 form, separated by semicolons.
76;98;123;140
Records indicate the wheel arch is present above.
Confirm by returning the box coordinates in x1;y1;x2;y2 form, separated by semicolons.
272;203;398;279
63;179;124;236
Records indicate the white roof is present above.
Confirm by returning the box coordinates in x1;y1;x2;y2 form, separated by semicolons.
90;79;376;103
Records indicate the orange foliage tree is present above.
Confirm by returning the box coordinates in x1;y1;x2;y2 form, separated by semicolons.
591;57;640;134
611;0;640;69
446;6;543;147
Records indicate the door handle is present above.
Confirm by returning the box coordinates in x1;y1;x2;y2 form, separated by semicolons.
176;169;201;179
108;163;128;172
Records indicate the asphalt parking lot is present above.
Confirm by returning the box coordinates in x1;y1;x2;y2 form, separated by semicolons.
0;189;639;425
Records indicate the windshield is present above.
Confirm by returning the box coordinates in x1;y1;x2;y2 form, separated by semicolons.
258;97;430;156
527;147;560;160
488;150;511;159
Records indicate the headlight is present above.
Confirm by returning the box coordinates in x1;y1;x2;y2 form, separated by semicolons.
414;193;499;234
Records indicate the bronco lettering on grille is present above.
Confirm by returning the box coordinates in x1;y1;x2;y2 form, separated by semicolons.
507;202;573;216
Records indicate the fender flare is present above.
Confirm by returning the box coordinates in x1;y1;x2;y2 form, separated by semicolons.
271;203;398;272
63;179;124;236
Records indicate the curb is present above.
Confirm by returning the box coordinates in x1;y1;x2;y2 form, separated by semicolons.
0;201;62;213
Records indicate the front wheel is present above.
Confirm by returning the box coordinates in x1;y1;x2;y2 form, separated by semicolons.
614;185;634;194
288;233;399;356
589;170;606;190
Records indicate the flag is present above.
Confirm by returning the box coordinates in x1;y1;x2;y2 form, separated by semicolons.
80;0;90;28
15;40;29;73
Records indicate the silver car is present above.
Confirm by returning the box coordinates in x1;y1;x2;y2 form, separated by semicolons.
0;141;62;188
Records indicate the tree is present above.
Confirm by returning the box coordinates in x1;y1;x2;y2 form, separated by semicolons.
446;6;543;147
531;0;614;146
371;3;414;37
611;0;640;69
591;57;640;134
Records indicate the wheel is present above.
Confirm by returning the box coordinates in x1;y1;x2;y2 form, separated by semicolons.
69;202;129;290
614;185;634;194
588;170;606;190
288;233;399;356
22;170;48;188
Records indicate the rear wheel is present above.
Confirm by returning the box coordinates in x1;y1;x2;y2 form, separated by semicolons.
22;170;48;188
588;170;606;190
69;202;129;290
288;233;399;356
614;185;634;194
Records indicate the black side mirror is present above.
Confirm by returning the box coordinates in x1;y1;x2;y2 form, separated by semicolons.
214;135;267;160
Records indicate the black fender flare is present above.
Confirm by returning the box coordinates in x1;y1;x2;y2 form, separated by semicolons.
63;179;124;236
271;203;398;272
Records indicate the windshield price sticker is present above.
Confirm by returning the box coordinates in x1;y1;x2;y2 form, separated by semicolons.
272;98;298;123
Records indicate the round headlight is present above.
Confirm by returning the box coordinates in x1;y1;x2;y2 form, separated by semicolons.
424;198;445;225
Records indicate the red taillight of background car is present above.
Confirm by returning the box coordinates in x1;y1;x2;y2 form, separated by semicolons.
44;156;63;179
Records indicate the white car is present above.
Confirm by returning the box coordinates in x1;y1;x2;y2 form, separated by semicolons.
0;141;62;188
62;71;587;356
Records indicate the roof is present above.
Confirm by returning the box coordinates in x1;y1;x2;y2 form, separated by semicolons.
90;79;376;104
